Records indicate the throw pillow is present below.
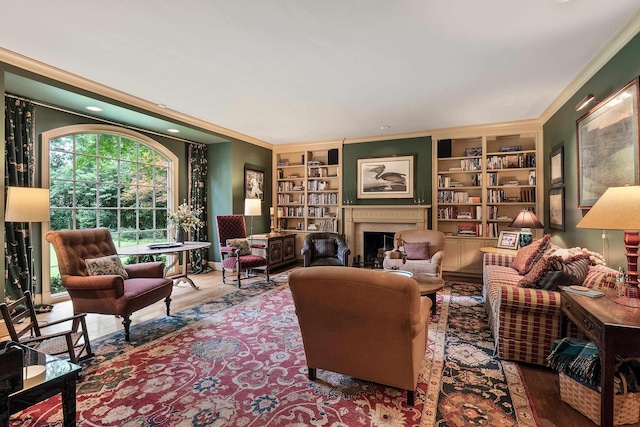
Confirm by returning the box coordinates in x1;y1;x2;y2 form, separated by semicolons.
518;254;590;290
512;234;552;275
226;238;252;256
403;241;431;260
313;238;337;257
86;255;129;279
583;265;618;290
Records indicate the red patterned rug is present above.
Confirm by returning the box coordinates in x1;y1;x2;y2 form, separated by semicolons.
11;278;539;426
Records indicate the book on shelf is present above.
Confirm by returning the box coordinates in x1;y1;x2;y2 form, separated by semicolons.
499;145;522;152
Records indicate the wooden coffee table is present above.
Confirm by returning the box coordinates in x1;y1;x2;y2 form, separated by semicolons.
383;270;445;314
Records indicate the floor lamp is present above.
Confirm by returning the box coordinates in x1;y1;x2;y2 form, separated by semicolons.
576;186;640;307
5;186;52;311
244;198;262;244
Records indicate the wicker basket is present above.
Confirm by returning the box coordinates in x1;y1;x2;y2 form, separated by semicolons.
559;372;640;426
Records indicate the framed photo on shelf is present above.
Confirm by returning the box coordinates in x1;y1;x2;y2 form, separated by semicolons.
497;231;520;250
357;155;414;199
550;144;564;186
244;166;264;200
549;187;565;231
577;77;639;208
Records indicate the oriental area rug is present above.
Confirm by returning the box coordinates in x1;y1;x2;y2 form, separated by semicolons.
11;276;539;426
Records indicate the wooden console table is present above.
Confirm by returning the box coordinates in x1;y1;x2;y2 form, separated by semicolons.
249;233;296;270
560;288;640;427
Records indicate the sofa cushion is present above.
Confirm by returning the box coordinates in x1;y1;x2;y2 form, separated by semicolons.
314;238;337;257
86;255;129;279
519;254;590;290
226;238;251;256
512;234;551;275
403;241;431;260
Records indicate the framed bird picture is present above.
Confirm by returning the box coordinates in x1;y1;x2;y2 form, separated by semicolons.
357;155;414;199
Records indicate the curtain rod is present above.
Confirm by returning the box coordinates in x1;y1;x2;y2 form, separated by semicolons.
4;93;204;145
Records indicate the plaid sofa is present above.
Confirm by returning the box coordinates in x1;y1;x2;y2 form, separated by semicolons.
482;252;617;366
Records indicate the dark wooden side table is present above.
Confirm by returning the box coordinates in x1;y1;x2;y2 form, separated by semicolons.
1;344;81;426
560;288;640;427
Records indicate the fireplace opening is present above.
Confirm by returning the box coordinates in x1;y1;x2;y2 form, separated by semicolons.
355;231;395;268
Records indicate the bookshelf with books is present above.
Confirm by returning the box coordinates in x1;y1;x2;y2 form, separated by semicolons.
433;125;542;274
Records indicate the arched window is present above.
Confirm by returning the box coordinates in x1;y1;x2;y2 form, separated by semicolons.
42;125;178;299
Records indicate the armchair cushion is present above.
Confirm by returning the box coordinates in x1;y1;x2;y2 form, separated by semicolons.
403;241;430;260
226;238;251;256
511;234;551;275
313;238;337;257
85;255;129;279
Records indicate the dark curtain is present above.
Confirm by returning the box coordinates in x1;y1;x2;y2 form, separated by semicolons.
4;97;36;302
188;142;212;274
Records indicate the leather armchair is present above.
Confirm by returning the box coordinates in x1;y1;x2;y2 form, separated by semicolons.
382;229;445;277
289;266;431;405
301;232;350;267
46;228;173;341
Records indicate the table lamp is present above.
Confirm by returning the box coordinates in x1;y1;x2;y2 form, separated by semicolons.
244;198;262;243
5;186;52;310
509;209;543;247
576;185;640;307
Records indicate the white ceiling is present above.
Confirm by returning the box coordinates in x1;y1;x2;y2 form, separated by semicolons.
1;1;640;145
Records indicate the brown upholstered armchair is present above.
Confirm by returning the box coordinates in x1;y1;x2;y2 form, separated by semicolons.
289;266;430;405
301;232;350;267
382;229;445;277
45;228;173;341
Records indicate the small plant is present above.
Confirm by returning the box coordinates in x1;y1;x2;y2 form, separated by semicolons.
168;202;203;232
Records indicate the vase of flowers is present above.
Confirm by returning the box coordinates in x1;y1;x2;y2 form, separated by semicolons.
168;202;203;243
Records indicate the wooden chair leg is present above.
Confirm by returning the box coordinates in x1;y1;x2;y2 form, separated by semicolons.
308;367;316;381
165;296;171;316
407;390;415;406
122;315;132;342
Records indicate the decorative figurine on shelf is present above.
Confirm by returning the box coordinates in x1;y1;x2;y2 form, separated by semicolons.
168;201;203;243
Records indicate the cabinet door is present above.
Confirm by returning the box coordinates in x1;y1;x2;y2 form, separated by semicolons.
442;239;460;272
269;238;283;264
283;235;296;261
459;239;486;274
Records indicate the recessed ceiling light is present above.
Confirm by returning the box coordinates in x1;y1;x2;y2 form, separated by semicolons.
265;137;271;140
85;106;103;112
555;0;571;4
380;125;391;130
158;104;167;108
167;128;180;133
505;101;515;106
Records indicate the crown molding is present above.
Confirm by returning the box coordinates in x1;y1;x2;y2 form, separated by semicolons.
539;9;640;124
0;47;273;149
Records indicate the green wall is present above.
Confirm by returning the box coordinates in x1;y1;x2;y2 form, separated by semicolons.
543;33;640;268
342;136;433;210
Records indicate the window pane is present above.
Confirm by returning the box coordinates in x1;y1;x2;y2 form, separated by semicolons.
75;134;97;155
156;188;167;208
120;138;137;161
155;166;168;187
99;158;118;183
154;230;168;241
50;152;74;180
50;181;74;207
76;209;97;229
119;161;136;184
156;209;168;228
99;209;118;231
120;209;137;231
139;209;153;231
75;155;97;182
50;136;74;152
98;184;118;208
75;183;97;208
120;185;137;208
138;186;154;207
139;231;154;243
50;209;73;230
139;144;152;164
138;163;154;185
98;134;119;159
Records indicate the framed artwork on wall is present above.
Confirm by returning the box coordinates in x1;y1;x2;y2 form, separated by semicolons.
357;155;414;199
497;231;520;250
549;187;565;231
577;77;640;208
550;144;564;186
244;166;264;200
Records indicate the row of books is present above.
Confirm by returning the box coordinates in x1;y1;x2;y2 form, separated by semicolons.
437;206;483;220
438;191;472;203
312;218;338;232
487;153;536;170
308;192;338;205
308;206;335;218
277;194;304;204
437;174;481;188
277;181;304;191
456;222;510;238
281;206;305;217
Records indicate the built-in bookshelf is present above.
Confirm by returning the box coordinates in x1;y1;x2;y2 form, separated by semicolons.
274;145;341;234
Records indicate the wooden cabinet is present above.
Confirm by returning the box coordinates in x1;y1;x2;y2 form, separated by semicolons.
274;144;342;235
250;233;297;270
433;123;542;275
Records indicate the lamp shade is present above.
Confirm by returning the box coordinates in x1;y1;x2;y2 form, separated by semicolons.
576;186;640;230
5;187;50;223
244;198;262;216
509;209;543;229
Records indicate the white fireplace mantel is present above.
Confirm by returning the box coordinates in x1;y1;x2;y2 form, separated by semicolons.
343;205;432;260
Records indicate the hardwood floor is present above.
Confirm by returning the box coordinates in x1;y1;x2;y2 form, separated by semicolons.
5;270;618;426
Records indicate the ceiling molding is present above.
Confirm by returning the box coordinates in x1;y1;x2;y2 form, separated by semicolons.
0;47;273;149
539;9;640;124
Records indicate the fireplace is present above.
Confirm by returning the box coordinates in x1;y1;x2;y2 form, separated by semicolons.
357;231;396;268
343;205;431;264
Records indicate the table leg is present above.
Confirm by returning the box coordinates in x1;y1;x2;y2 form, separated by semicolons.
61;376;77;427
428;293;437;314
600;347;615;427
167;251;199;289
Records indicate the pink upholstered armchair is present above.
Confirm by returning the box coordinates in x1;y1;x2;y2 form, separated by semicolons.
215;215;269;287
46;228;174;342
383;229;446;277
